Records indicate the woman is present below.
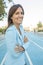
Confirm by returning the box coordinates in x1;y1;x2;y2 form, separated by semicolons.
5;4;29;65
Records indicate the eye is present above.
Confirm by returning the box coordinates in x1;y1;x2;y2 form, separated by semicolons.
15;12;24;15
21;12;24;15
15;12;19;15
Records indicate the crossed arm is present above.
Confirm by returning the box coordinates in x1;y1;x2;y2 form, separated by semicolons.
15;36;28;53
5;28;29;57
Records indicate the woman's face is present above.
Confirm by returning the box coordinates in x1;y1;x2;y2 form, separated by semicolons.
11;7;24;25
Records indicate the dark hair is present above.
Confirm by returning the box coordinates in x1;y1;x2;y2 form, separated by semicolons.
8;4;24;27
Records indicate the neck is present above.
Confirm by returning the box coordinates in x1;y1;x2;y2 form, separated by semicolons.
14;23;20;30
14;23;21;35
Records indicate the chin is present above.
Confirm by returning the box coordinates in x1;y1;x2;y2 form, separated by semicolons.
18;22;22;25
19;21;22;24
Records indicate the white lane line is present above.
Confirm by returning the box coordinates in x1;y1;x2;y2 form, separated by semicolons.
1;51;33;65
29;38;43;50
1;53;7;65
25;51;33;65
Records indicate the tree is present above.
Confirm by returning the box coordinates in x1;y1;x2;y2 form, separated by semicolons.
37;21;42;28
0;0;13;20
8;0;12;2
0;0;7;20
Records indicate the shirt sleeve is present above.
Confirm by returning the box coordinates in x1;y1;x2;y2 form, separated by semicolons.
5;28;19;58
23;41;30;50
22;28;30;50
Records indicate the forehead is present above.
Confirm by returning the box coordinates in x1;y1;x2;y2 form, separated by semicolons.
15;7;23;12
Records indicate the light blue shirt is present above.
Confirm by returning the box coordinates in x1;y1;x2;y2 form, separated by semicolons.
4;25;29;65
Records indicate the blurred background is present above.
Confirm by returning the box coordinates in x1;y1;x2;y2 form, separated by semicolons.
0;0;43;65
0;0;43;33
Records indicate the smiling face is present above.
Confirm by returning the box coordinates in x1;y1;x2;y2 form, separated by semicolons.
11;7;24;25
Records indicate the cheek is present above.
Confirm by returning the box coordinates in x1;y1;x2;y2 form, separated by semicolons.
13;15;18;20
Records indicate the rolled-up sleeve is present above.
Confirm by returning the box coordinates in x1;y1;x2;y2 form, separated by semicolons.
23;41;30;50
20;26;30;50
23;32;30;50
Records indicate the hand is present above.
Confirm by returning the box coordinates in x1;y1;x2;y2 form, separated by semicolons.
18;46;25;52
24;36;28;43
15;45;25;53
15;45;19;53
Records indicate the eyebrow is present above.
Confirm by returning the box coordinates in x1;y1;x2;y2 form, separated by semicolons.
15;11;24;15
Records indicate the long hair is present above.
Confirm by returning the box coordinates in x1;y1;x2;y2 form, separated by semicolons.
8;4;24;27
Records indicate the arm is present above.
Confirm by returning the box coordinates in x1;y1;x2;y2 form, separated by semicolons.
23;36;30;50
19;25;30;50
15;45;25;52
5;28;19;57
21;27;30;50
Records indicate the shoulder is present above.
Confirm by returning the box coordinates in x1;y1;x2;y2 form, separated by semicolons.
5;25;16;34
5;25;17;39
6;25;16;31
